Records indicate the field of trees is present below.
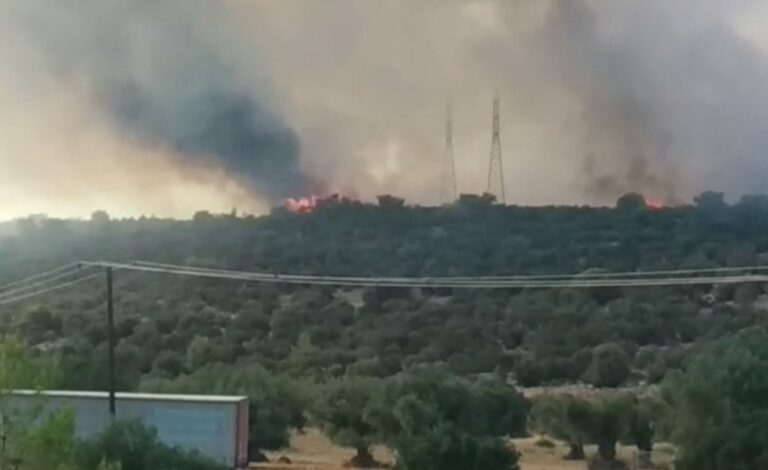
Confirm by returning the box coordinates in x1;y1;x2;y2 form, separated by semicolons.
2;191;768;468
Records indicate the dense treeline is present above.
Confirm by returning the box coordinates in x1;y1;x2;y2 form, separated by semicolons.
2;192;766;386
2;191;768;464
5;191;768;279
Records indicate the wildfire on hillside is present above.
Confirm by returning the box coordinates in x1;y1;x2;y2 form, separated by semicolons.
284;193;353;214
285;196;318;213
646;198;665;211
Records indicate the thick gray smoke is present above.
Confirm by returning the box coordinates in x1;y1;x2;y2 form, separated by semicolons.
538;2;681;202
533;0;768;203
2;0;317;203
232;0;768;206
1;0;768;217
492;0;768;203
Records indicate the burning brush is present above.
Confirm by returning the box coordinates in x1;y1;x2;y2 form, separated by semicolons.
645;198;665;211
285;196;319;214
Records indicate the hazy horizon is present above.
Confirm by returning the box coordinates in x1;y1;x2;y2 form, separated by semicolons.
3;0;768;219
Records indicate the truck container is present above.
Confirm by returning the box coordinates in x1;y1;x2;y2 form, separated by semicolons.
11;390;249;468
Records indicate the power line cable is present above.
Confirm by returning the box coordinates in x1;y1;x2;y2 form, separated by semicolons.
0;267;91;300
435;264;768;281
0;262;82;292
81;260;768;289
130;260;767;286
130;260;768;282
3;260;765;292
0;272;102;306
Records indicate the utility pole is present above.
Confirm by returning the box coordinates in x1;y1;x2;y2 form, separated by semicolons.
441;101;458;204
105;267;116;418
487;94;506;203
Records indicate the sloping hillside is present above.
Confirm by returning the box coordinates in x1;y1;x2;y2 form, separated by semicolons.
0;193;766;392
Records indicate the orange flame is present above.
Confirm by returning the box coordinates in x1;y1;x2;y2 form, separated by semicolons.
285;196;318;213
646;198;665;211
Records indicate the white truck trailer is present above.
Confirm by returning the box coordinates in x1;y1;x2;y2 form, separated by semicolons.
11;390;249;468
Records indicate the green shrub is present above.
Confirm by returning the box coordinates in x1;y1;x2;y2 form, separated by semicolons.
75;420;225;470
393;422;518;470
583;343;631;388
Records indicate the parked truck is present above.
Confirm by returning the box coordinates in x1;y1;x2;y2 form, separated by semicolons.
11;390;249;468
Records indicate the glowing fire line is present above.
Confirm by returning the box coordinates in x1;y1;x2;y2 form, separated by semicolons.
646;198;665;211
285;196;318;213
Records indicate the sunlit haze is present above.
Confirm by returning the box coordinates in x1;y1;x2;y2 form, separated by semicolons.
2;0;768;219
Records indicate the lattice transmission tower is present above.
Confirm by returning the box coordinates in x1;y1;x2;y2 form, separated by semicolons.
486;95;506;203
441;101;458;204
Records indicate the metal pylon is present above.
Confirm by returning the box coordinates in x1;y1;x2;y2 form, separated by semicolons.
487;95;506;203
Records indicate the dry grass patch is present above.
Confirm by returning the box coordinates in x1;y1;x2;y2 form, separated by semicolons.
251;429;674;470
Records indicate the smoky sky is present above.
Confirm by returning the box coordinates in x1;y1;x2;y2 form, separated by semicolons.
239;0;768;205
2;0;768;218
547;0;768;203
2;0;316;203
537;1;682;203
109;85;311;201
542;0;768;204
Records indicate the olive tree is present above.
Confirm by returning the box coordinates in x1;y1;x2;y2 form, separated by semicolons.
310;377;384;467
665;330;768;470
582;343;631;388
530;395;587;460
373;373;527;470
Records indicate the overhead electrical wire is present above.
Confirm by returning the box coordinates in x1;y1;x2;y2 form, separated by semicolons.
0;263;100;306
126;260;768;287
2;260;767;306
128;260;768;282
79;260;768;289
0;272;102;306
434;264;768;281
0;262;82;292
0;266;91;301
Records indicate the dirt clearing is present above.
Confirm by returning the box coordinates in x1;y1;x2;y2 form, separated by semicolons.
251;429;674;470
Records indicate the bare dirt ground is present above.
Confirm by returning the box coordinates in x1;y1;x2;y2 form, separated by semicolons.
253;428;387;469
251;429;675;470
513;437;675;470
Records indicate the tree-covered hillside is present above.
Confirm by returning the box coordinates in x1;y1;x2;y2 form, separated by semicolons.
1;191;767;393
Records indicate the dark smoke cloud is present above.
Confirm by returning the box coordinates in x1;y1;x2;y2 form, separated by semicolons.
517;1;683;203
254;0;768;205
2;0;768;218
109;86;313;201
4;0;317;203
538;0;768;202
